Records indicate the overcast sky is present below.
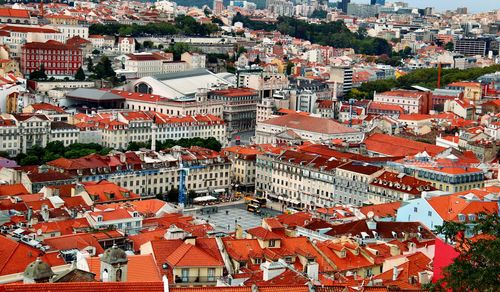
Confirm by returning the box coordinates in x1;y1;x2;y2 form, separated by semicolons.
350;0;500;13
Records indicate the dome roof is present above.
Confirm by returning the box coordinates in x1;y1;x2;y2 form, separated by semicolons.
23;258;54;280
101;245;128;264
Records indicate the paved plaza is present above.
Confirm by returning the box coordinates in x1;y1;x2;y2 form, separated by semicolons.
191;204;281;233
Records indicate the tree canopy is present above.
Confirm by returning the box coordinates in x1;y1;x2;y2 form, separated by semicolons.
89;15;219;37
93;56;115;79
74;67;86;81
29;64;48;80
428;213;500;292
346;64;500;99
15;142;111;166
232;13;392;56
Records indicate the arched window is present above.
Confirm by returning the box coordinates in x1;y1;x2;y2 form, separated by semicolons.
116;269;122;282
102;269;109;282
135;83;151;94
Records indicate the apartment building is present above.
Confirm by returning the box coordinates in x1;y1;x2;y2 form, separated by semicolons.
49;121;79;147
222;145;281;191
0;25;65;58
454;38;487;56
118;52;191;78
256;149;343;210
236;67;289;99
373;90;431;114
21;40;83;77
47;147;231;198
12;113;51;153
329;66;353;95
117;37;135;54
208;87;260;132
334;162;385;206
181;52;206;69
396;186;499;230
85;110;226;150
400;156;485;193
0;116;19;156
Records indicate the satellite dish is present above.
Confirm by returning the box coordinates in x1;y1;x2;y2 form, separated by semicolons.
36;229;42;236
367;211;375;219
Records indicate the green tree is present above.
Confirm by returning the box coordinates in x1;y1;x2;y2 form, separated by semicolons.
166;188;179;202
92;49;100;55
74;67;86;81
20;155;39;166
286;61;294;75
127;141;149;151
310;9;327;19
94;56;115;79
29;64;48;80
428;213;500;292
165;42;192;61
143;40;154;49
187;190;197;205
87;57;94;72
444;41;454;51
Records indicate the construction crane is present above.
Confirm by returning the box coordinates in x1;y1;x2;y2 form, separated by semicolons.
177;157;206;208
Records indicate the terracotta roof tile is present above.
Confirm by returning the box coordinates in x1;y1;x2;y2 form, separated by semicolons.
87;254;162;282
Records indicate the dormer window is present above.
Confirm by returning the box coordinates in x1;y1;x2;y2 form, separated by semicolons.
458;214;466;222
133;211;139;217
97;215;103;222
340;249;346;258
468;214;476;221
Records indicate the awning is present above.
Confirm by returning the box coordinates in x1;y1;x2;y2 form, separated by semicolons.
193;195;217;202
290;199;300;205
278;196;284;200
213;188;226;193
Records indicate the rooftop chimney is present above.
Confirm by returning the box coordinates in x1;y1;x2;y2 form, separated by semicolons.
366;219;377;230
306;262;319;281
261;261;285;281
392;266;400;281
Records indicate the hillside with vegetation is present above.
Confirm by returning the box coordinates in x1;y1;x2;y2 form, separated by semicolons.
232;13;393;56
346;64;500;99
89;15;219;37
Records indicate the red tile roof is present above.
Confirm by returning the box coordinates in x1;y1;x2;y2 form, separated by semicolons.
210;87;258;97
316;241;374;272
264;114;358;135
427;194;498;221
87;254;162;282
165;242;223;267
23;40;78;50
42;233;104;254
82;180;139;203
359;202;402;219
222;238;264;262
0;235;65;276
0;184;28;197
128;228;167;252
364;133;446;157
0;8;30;18
29;103;66;113
447;81;481;88
247;226;282;240
0;283;312;292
